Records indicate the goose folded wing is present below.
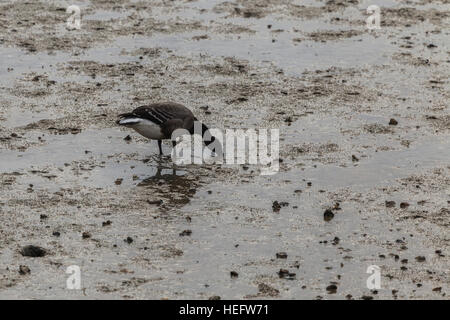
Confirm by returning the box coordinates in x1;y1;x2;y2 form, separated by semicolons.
124;106;178;126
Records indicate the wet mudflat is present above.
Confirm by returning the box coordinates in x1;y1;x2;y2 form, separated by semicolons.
0;0;449;299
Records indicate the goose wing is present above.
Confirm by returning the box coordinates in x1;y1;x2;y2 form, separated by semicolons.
119;102;194;126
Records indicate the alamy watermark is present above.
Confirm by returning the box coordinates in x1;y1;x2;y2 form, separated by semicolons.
66;5;81;30
67;4;382;31
66;265;81;290
366;265;381;290
366;5;381;30
170;122;280;175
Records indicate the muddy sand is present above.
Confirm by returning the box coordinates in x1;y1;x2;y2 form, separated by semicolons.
0;0;449;299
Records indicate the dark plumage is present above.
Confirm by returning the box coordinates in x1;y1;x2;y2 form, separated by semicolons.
117;102;216;155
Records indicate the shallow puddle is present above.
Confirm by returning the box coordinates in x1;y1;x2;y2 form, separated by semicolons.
0;128;186;191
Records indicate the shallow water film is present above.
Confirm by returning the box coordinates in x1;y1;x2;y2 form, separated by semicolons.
0;0;449;300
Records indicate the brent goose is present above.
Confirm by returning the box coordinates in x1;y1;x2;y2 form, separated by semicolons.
117;102;216;155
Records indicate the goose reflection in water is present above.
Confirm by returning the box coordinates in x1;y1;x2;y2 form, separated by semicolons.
137;163;198;207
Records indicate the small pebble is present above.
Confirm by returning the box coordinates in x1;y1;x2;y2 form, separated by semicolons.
389;118;398;125
415;256;426;262
278;269;296;280
82;232;91;239
323;209;334;222
179;230;192;237
20;245;46;257
19;265;31;275
385;201;396;208
272;201;281;212
326;284;337;294
102;220;112;227
125;237;133;244
400;202;409;209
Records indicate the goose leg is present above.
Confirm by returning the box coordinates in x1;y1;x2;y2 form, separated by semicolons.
171;141;178;173
157;140;163;155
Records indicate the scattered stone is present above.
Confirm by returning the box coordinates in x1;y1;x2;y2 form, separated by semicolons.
278;269;296;280
276;252;288;259
352;155;359;162
123;135;132;141
272;201;289;212
230;271;239;278
361;295;373;300
125;236;133;244
389;118;398;125
115;178;123;185
179;230;192;237
82;232;91;239
19;265;31;275
278;269;289;278
400;202;409;209
323;209;334;222
208;296;221;300
272;201;281;212
102;220;112;227
52;231;61;237
326;284;338;294
385;201;396;208
415;256;426;262
20;245;46;257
